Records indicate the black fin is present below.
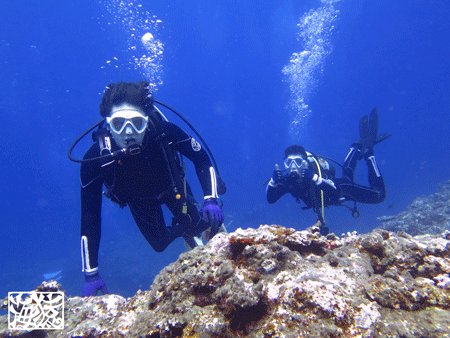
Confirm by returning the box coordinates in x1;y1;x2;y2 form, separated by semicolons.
359;114;369;148
359;107;379;151
375;132;392;145
368;107;378;146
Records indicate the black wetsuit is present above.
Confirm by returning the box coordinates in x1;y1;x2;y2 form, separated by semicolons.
80;120;218;271
266;147;386;222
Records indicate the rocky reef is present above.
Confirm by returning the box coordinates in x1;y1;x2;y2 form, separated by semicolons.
1;223;450;337
378;179;450;236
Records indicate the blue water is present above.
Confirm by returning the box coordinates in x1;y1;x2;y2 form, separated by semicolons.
1;0;449;299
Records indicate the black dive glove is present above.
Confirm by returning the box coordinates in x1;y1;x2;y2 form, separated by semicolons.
272;169;284;184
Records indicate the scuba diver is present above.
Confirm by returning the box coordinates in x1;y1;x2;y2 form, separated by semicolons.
69;81;226;297
266;108;391;236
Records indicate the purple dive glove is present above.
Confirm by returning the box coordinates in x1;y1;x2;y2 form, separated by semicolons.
82;272;108;297
202;198;224;238
202;198;224;223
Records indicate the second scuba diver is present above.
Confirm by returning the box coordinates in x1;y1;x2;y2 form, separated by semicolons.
266;108;391;236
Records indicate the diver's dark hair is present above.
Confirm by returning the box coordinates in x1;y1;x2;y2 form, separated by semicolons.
99;81;154;117
284;145;307;159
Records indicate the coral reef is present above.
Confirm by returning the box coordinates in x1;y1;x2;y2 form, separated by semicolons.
378;179;450;236
1;224;450;337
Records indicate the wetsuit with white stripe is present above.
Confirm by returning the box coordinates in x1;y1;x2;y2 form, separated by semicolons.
80;120;218;272
266;147;386;221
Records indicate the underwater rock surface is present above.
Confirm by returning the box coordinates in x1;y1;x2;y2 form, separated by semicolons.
1;224;450;337
378;179;450;236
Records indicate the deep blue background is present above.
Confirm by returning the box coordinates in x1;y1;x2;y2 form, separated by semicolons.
1;0;449;299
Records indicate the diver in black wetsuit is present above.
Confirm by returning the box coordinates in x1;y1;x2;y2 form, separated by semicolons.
266;108;391;236
77;81;224;297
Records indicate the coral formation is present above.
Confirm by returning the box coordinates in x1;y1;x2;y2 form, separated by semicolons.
1;224;450;337
379;179;450;236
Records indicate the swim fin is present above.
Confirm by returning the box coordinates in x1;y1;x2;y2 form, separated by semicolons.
360;108;393;154
359;107;379;152
374;132;392;145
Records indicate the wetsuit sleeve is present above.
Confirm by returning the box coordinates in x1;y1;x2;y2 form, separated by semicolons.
266;178;289;204
80;144;103;273
164;121;217;200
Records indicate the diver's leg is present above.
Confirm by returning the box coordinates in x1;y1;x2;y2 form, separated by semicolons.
129;201;178;252
340;108;389;204
165;193;209;249
337;154;386;204
366;155;386;202
342;143;362;181
338;181;383;204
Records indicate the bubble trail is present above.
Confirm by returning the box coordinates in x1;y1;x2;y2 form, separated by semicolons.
282;0;340;141
101;0;164;91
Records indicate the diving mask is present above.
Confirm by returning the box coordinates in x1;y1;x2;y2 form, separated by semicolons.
284;155;308;171
106;109;149;134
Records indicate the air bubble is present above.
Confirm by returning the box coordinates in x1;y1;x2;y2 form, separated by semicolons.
100;0;164;91
282;0;340;141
